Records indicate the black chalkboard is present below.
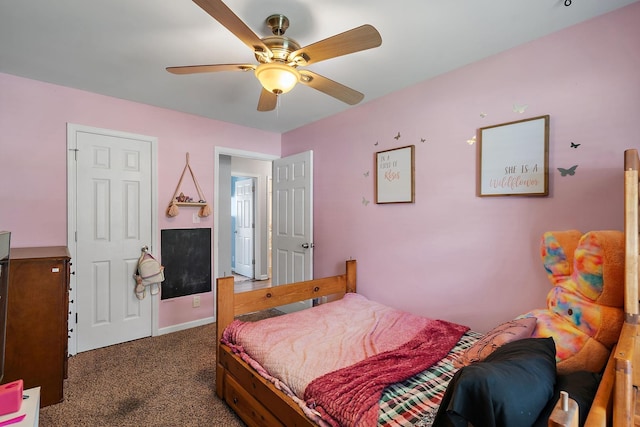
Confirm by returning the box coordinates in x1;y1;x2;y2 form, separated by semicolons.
160;228;211;299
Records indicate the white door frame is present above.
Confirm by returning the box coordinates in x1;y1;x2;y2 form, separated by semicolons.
66;123;159;355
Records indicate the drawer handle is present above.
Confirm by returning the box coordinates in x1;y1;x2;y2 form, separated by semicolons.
233;397;238;404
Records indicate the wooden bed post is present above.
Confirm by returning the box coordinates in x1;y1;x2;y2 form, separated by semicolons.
581;149;640;427
346;259;357;293
550;150;640;427
215;275;235;399
609;149;640;427
624;149;639;321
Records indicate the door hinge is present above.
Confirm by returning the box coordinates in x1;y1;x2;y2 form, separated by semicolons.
69;148;79;161
75;312;78;324
75;231;77;242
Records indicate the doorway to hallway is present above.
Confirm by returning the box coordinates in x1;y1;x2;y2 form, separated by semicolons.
214;147;314;316
214;150;276;285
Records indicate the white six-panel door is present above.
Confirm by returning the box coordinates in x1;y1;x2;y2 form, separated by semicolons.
272;151;313;312
234;178;255;278
68;124;156;353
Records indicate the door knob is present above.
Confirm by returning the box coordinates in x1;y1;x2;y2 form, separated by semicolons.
301;243;314;249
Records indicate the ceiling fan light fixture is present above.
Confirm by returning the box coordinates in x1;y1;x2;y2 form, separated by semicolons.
255;62;300;94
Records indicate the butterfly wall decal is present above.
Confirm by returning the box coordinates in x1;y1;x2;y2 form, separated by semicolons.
513;104;528;114
570;142;581;148
466;135;476;145
362;197;370;206
394;132;401;140
420;138;426;143
374;141;379;146
480;113;487;118
363;171;369;177
558;165;578;176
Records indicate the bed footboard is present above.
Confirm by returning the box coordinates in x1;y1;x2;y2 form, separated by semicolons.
217;344;313;426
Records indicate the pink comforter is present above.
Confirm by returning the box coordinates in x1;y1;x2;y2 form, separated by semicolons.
221;293;468;426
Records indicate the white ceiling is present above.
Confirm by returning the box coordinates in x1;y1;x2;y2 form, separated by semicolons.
1;0;638;133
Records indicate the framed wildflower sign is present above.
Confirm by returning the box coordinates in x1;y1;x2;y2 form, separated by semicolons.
477;115;549;197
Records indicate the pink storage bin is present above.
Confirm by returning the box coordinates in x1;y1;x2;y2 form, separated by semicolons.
0;380;23;416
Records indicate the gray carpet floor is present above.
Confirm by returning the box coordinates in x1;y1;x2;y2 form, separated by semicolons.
40;309;282;426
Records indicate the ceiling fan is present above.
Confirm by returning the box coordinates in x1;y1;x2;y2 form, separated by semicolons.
167;0;382;112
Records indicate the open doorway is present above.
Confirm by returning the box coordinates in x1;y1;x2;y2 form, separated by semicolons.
214;147;314;316
214;148;277;288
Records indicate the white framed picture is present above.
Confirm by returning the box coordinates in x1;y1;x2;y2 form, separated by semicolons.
375;145;415;204
477;115;549;197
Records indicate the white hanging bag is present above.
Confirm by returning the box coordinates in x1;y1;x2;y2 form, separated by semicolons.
133;247;164;299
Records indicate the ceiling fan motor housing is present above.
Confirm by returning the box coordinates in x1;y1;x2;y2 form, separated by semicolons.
257;36;301;64
256;14;306;65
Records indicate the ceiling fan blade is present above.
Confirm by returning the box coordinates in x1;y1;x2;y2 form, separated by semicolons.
257;88;277;111
288;25;381;66
298;70;364;105
166;64;256;74
193;0;272;56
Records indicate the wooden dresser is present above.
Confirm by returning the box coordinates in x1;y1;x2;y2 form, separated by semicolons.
2;247;71;407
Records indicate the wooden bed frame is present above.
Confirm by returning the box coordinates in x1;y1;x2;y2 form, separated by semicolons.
549;148;640;427
578;148;640;427
215;149;640;427
216;259;357;427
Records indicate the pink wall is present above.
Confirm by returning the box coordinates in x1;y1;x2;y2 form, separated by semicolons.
282;3;640;332
1;3;639;335
0;74;280;329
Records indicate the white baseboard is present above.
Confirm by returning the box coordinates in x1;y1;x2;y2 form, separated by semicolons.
156;316;215;336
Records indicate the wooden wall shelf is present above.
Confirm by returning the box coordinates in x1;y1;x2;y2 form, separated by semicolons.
175;202;207;207
166;153;211;218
